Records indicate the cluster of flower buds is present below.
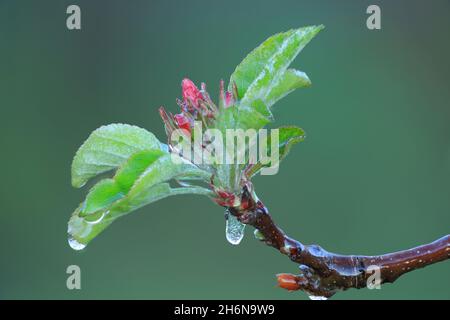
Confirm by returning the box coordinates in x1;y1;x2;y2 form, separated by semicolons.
210;179;258;211
209;176;240;207
212;189;238;207
159;78;238;138
159;78;242;204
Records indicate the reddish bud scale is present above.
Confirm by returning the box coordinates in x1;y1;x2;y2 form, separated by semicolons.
225;91;233;107
213;190;236;207
159;107;177;135
216;190;234;199
174;113;191;134
219;80;225;108
213;199;233;207
276;273;300;291
240;198;250;210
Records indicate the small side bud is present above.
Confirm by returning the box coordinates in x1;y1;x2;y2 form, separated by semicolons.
225;91;234;108
276;273;300;291
254;229;265;241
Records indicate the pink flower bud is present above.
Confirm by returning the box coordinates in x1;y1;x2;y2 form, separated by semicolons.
174;113;191;134
225;91;234;108
182;78;203;109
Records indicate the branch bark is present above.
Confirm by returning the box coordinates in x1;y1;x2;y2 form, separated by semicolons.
228;184;450;298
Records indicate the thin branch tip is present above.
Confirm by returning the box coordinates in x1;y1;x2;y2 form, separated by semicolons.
227;182;449;298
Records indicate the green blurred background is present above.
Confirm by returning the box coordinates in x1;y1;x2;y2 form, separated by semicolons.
1;0;449;299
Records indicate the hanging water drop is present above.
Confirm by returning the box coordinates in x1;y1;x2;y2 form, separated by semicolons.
68;236;86;251
308;295;328;300
254;229;265;241
225;211;245;245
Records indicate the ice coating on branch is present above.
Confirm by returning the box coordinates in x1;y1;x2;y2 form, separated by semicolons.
309;295;328;300
225;211;245;245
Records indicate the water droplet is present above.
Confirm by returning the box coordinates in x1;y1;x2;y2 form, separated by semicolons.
84;210;109;225
308;295;328;301
254;229;265;241
225;212;245;245
68;236;86;251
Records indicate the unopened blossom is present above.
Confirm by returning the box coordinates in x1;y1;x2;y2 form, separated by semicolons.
174;113;191;134
225;91;234;108
182;78;203;109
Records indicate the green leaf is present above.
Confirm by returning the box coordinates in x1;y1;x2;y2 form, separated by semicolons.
229;29;296;99
71;124;162;188
213;26;322;189
213;99;273;190
265;68;311;107
215;99;272;133
81;149;165;215
247;126;306;177
69;149;212;247
115;149;165;191
229;25;323;108
82;179;124;215
94;151;212;213
216;25;323;134
68;182;211;248
275;126;306;160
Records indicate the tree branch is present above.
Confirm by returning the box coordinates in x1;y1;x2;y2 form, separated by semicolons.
228;184;450;298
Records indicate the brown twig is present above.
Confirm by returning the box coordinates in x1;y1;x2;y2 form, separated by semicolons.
227;184;450;298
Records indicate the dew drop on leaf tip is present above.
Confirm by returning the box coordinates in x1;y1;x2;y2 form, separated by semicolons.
68;236;86;251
